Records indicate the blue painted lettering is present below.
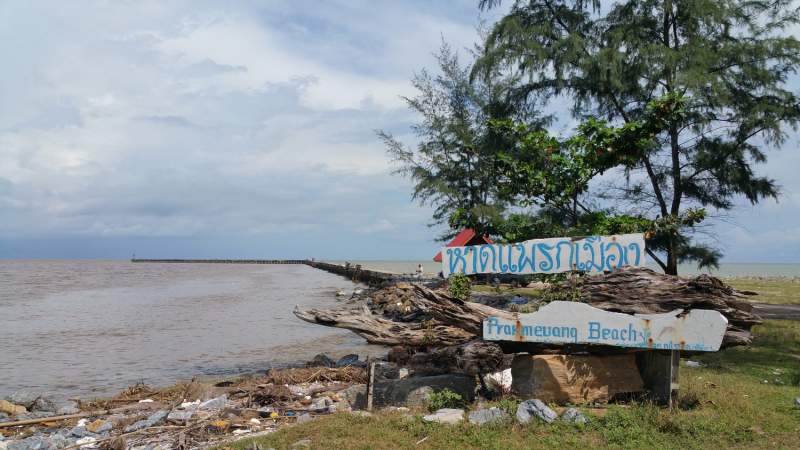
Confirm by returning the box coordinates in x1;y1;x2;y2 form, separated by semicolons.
534;326;542;336
589;322;601;339
522;326;532;336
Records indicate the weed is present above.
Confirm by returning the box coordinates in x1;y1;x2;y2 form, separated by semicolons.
428;388;466;411
448;273;471;301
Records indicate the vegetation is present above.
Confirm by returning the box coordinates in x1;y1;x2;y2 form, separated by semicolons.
428;388;468;412
217;321;800;449
448;273;472;300
378;34;548;242
472;0;800;275
725;279;800;306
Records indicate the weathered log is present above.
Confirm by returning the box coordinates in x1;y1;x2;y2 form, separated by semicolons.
408;285;515;335
550;266;762;349
292;305;473;347
406;340;504;377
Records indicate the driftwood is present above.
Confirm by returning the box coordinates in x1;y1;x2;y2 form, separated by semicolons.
406;340;503;377
551;266;762;349
292;305;473;347
295;266;761;356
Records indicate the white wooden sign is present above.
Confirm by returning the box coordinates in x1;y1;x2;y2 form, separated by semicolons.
441;234;646;277
483;301;728;352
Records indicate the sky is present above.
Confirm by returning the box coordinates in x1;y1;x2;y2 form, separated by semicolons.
0;0;798;263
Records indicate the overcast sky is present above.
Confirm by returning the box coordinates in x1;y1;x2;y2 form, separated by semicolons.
1;1;798;263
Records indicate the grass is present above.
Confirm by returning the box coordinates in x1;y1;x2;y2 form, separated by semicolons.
218;320;800;449
724;280;800;305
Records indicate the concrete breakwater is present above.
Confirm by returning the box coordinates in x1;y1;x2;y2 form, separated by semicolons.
131;259;305;264
305;261;398;285
129;258;399;284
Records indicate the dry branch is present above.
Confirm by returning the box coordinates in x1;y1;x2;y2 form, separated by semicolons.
292;304;473;347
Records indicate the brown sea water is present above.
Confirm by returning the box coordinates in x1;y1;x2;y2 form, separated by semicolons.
0;260;387;400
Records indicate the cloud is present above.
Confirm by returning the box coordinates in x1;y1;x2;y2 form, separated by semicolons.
356;220;397;234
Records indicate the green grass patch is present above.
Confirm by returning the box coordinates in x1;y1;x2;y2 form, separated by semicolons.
223;320;800;449
725;279;800;305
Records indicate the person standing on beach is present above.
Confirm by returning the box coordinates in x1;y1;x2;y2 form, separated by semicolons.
416;264;423;280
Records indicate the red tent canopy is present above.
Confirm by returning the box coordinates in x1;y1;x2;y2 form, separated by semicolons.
433;229;495;262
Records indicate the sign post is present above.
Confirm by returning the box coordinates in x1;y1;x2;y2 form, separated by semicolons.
482;302;728;407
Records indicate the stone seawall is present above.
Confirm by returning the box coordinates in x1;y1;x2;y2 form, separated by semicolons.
305;261;397;285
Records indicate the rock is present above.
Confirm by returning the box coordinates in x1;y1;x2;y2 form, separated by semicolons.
422;408;464;425
46;435;67;450
517;399;557;424
345;374;478;410
167;411;194;420
124;420;154;433
147;410;169;425
511;354;643;405
311;397;332;409
310;354;335;367
0;400;26;416
7;441;30;450
69;426;86;438
335;354;363;368
198;395;227;409
388;346;413;366
685;361;701;368
52;401;79;415
31;398;56;413
107;437;125;450
182;379;231;402
794;398;800;406
74;438;97;450
468;407;510;425
375;364;400;380
295;413;313;425
4;393;42;409
562;408;588;424
85;421;107;434
0;413;10;423
292;440;311;448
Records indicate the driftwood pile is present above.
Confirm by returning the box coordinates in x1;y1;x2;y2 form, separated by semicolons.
294;266;763;375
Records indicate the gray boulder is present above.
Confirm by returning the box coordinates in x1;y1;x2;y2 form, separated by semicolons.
47;435;68;450
0;412;11;423
311;354;335;367
32;398;56;413
468;407;510;425
8;441;31;450
68;426;86;438
311;397;332;409
794;398;800;406
4;393;42;409
422;408;464;425
346;374;477;410
16;412;54;421
94;422;112;433
198;395;227;409
54;401;79;415
517;399;557;424
124;420;155;433
562;408;588;424
147;410;169;425
335;354;364;368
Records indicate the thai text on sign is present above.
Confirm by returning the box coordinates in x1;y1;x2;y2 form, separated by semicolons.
440;234;645;277
483;302;728;352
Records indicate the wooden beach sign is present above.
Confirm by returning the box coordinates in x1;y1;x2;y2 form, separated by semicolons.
483;302;728;352
440;233;646;277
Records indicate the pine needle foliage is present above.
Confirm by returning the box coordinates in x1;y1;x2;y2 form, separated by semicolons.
475;0;800;274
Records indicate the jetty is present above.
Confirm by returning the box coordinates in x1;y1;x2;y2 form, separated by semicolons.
130;259;305;264
130;258;399;285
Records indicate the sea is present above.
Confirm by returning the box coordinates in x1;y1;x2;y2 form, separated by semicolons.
1;259;798;401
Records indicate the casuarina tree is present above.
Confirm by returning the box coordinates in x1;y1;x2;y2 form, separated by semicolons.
378;34;550;242
474;0;800;274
